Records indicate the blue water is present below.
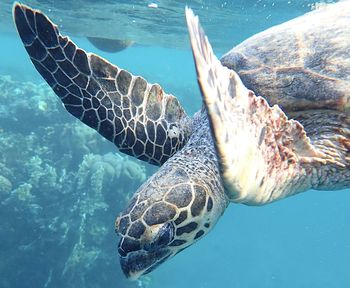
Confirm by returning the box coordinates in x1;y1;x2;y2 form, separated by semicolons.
1;1;350;288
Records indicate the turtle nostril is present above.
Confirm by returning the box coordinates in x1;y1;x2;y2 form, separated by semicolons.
156;222;175;246
144;222;175;251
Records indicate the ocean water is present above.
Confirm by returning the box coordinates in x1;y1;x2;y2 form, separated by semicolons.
0;1;349;288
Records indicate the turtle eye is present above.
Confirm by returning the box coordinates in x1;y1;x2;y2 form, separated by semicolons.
144;222;175;251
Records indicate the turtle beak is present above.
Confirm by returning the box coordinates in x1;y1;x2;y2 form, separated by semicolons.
120;249;172;279
117;221;176;279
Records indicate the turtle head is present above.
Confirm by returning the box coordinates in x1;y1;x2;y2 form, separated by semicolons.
115;164;225;279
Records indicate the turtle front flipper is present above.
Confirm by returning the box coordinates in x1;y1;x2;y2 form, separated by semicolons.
13;3;192;166
185;8;337;205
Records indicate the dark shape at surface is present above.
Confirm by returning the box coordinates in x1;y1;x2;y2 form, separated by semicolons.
87;36;134;53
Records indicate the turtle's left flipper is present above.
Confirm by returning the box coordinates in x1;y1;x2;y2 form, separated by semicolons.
13;3;192;166
185;8;339;205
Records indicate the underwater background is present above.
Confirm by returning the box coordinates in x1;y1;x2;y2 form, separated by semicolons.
0;0;349;287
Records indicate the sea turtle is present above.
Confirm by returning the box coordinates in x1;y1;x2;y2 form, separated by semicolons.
13;1;350;280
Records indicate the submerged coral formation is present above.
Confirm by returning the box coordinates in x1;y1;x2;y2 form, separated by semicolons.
0;75;154;288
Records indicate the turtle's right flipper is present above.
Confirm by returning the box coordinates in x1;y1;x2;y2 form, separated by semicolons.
13;3;192;165
185;8;332;205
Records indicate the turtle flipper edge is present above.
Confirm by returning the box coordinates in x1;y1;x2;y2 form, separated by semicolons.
185;8;334;205
13;3;192;166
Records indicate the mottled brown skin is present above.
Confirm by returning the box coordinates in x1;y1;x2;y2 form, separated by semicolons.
289;110;350;190
221;2;350;113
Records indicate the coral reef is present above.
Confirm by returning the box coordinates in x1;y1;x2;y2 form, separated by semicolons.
0;175;12;197
0;74;154;288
